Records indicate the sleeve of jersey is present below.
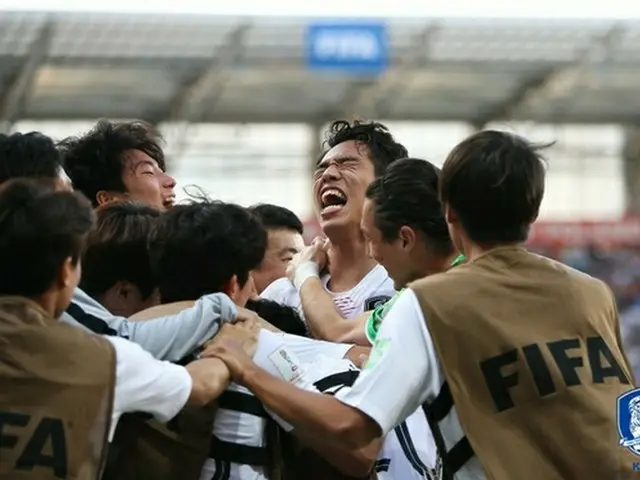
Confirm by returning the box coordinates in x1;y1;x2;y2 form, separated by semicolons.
64;288;238;362
334;290;442;436
365;290;404;345
106;336;192;440
122;293;238;362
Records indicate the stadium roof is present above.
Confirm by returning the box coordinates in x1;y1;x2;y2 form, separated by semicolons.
2;12;640;129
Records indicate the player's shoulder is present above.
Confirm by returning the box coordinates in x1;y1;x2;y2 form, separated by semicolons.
105;335;152;362
528;252;613;299
408;268;460;293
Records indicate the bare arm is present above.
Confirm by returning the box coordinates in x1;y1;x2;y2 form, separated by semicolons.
295;429;381;477
300;277;372;345
186;318;265;406
185;358;231;406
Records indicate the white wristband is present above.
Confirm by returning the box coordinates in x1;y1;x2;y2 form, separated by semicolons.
293;261;319;291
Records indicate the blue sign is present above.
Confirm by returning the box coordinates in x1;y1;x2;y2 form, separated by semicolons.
306;21;388;75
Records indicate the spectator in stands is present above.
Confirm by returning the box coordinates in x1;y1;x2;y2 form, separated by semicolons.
248;203;305;294
81;201;161;317
0;132;71;190
59;120;176;210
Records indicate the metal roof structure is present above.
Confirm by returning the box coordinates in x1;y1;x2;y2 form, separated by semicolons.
2;12;640;130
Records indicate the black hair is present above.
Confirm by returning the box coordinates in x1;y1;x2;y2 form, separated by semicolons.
148;200;267;303
366;157;453;255
0;132;64;185
441;130;548;244
58;119;165;206
248;203;304;235
245;298;307;337
320;119;409;176
0;178;94;297
81;201;161;301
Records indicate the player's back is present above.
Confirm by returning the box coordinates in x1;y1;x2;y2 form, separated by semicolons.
410;247;637;479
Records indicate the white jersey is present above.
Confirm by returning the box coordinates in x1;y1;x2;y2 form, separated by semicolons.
335;289;485;480
261;264;396;323
294;354;439;480
201;330;353;480
106;336;192;440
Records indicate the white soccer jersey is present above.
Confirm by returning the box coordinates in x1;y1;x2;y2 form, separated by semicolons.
261;264;396;323
335;290;486;480
286;354;439;480
201;330;353;480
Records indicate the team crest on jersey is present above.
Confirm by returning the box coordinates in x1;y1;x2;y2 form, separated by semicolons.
364;295;392;311
618;388;640;456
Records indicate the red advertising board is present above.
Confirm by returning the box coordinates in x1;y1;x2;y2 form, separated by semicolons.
528;219;640;247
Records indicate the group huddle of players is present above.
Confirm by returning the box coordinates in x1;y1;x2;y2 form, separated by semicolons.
0;118;636;480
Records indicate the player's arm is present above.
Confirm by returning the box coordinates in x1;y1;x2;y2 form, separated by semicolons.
213;290;436;450
287;238;372;345
299;276;372;344
130;301;196;321
295;429;381;477
106;337;231;439
63;289;239;362
239;329;380;476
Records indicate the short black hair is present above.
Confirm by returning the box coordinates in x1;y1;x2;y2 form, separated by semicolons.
245;298;307;337
0;132;63;185
81;201;161;301
440;130;548;244
366;158;453;255
248;203;303;234
0;178;94;297
58;119;166;206
320;120;408;176
148;200;267;303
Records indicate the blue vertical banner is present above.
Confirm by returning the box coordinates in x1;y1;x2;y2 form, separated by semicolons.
306;21;389;75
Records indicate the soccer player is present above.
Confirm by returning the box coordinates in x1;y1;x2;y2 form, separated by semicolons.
81;201;161;317
59;119;176;210
248;203;305;295
261;120;403;322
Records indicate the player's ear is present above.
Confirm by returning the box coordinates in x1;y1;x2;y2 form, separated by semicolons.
225;275;241;304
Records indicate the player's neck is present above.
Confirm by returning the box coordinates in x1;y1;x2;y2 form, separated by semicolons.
33;291;58;319
326;239;377;293
416;251;459;278
463;240;524;261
